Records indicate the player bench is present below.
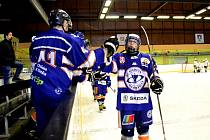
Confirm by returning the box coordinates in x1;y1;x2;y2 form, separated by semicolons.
0;80;31;138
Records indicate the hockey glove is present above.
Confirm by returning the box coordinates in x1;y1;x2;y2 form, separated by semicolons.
94;71;106;80
150;78;164;94
78;67;92;74
103;37;119;58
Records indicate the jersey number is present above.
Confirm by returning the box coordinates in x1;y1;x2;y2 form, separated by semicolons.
38;50;56;65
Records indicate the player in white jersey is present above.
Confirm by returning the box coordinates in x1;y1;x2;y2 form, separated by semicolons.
193;58;201;73
203;58;208;72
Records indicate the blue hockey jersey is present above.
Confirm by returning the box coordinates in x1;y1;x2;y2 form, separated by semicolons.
30;28;105;95
103;53;160;111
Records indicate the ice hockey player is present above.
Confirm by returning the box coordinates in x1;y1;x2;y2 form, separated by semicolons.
93;71;111;111
91;36;119;102
203;58;208;72
29;9;115;136
101;34;164;140
72;31;89;83
193;58;201;73
90;71;97;101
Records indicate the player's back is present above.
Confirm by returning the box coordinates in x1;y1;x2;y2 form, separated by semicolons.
30;28;74;96
31;28;73;67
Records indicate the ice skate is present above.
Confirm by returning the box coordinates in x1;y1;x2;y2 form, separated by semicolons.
99;104;103;111
102;103;106;110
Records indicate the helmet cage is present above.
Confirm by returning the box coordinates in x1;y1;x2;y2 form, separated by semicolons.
125;34;141;56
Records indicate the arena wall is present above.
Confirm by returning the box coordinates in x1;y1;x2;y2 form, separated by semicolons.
18;43;210;53
117;44;210;52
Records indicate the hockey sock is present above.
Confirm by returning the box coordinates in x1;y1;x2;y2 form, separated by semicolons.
138;135;149;140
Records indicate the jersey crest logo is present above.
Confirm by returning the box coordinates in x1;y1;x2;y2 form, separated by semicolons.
147;110;152;118
123;95;128;102
124;67;145;91
141;57;150;67
55;87;63;95
119;56;125;64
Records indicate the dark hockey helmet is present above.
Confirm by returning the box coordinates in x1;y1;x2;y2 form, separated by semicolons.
125;34;141;56
49;9;72;29
104;36;119;57
108;36;119;51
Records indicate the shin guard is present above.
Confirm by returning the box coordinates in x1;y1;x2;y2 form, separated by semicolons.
121;135;133;140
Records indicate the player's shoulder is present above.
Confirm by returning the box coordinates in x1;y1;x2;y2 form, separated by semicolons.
37;28;70;39
139;53;152;59
114;52;124;57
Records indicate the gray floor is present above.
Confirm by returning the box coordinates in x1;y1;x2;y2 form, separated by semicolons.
68;67;210;140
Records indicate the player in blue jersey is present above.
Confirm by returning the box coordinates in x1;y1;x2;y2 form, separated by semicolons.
29;9;114;136
93;71;111;111
91;36;119;102
102;34;164;140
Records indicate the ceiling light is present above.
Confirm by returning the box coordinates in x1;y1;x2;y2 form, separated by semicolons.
196;9;207;15
141;17;154;20
189;16;202;19
185;14;195;19
104;0;112;7
124;16;137;19
157;16;170;19
100;14;105;19
173;16;185;19
102;7;108;13
105;15;119;19
204;17;210;20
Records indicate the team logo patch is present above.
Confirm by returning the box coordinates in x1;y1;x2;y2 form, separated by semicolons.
55;87;63;95
124;67;145;91
119;56;125;64
147;110;152;118
141;57;150;67
123;95;128;102
121;93;149;104
31;75;44;86
122;114;135;125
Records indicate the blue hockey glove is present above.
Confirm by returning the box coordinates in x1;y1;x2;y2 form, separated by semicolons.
150;78;164;94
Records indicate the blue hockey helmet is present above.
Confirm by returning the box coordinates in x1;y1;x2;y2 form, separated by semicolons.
74;31;85;40
125;34;141;56
48;9;72;29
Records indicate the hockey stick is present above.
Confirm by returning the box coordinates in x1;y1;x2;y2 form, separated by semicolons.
141;26;166;140
157;94;166;140
109;86;116;93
